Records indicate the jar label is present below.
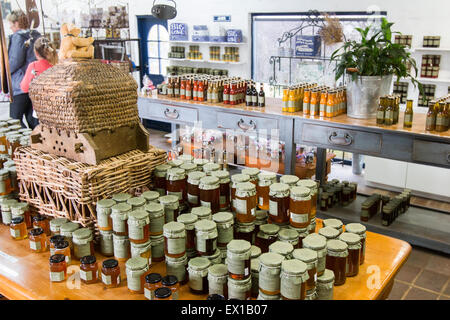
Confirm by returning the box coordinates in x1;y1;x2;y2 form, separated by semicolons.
376;110;384;120
80;270;93;281
129;226;144;241
281;278;302;300
252;96;258;103
168;191;182;201
102;273;112;285
258;96;265;104
113;219;126;233
167;237;186;255
1;212;11;224
436;116;445;126
114;242;129;259
74;243;91;259
144;287;155;300
269;200;278;216
10;228;20;238
235;198;247;214
30;240;41;251
189;274;204;291
200;200;211;208
227;257;246;275
188;193;198;204
152;242;165;259
404;114;412;123
150;216;164;234
208;279;225;296
50;271;65;282
290;212;308;223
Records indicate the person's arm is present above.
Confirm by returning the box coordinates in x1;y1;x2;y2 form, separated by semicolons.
8;34;27;74
20;63;35;93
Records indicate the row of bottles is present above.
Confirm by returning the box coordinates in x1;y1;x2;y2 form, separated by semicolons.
425;96;450;132
245;81;265;108
376;95;401;126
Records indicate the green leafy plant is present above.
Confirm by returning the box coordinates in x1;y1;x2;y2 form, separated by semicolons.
331;18;422;94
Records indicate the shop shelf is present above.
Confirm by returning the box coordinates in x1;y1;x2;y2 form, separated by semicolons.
168;58;244;65
169;40;246;45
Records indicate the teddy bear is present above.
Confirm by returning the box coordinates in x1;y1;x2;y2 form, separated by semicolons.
58;23;95;61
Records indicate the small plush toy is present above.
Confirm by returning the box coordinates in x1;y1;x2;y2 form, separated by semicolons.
58;23;94;60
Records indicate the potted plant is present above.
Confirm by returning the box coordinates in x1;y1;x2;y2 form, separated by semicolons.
331;18;422;119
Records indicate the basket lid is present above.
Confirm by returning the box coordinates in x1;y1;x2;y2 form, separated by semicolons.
292;248;317;263
227;239;251;253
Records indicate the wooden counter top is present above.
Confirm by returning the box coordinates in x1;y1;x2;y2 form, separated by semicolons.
0;220;411;300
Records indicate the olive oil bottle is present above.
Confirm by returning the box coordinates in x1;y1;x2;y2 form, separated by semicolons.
384;97;394;126
376;97;386;125
436;102;447;132
425;101;436;131
403;100;413;128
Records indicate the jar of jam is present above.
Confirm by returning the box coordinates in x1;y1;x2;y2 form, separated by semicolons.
166;253;188;285
258;252;284;296
280;175;299;187
179;154;194;163
127;197;146;211
317;269;335;300
32;215;50;235
10;216;27;240
195;219;218;256
188;257;211;294
212;212;234;248
235;182;257;223
145;202;165;236
180;163;197;176
72;228;94;260
113;234;130;262
339;232;361;277
257;172;277;210
254;210;268;237
292;248;318;296
49;254;67;282
101;259;121;287
155;287;172;300
162;275;180;300
250;258;260;298
289;186;311;228
318;226;340;242
60;222;80;252
345;223;366;265
302;233;327;276
112;193;132;203
269;241;294;259
151;234;165;262
99;230;114;257
211;170;231;211
127;210;150;244
194;158;209;172
10;202;32;228
203;162;220;176
323;218;343;234
111;203;131;236
28;227;47;252
228;276;252;300
141;191;160;204
80;255;99;284
187;171;206;208
230;173;250;212
199;176;221;214
234;221;255;244
280;259;308;300
163;221;186;258
153;164;171;196
49;235;66;256
49;218;69;236
96;199;116;231
241;168;260;185
126;256;149;294
208;263;228;298
144;273;162;300
54;240;71;264
227;239;251;280
191;206;212;220
159;195;180;223
325;239;348;286
268;183;290;224
255;223;280;253
297;180;318;220
177;213;198;256
278;228;299;248
166;168;186;204
168;159;183;168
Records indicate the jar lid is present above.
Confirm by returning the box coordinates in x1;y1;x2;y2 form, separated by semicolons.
339;232;361;245
167;168;186;179
318;227;340;239
208;263;228;277
195;219;216;232
251;258;260;272
280;175;299;185
54;240;69;249
259;252;284;267
323;218;343;230
112;193;132;202
227;239;251;253
11;216;24;224
327;239;348;251
155;287;172;299
292;248;317;263
102;259;119;269
177;213;198;225
191;206;212;218
259;224;280;235
50;235;66;244
211;170;230;179
296;179;317;189
212;212;233;224
29;227;44;236
97;199;116;209
236;182;256;192
188;256;211;270
145;202;164;213
188;171;206;181
73;228;93;240
269;241;294;256
255;210;268;221
80;255;96;265
112;203;132;213
179;154;194;162
50;254;65;264
241;168;260;177
317;269;335;283
141;191;159;201
162;275;178;286
155;164;171;172
281;259;307;275
231;173;250;183
180;163;197;172
257;171;277;181
193;158;210;166
168;159;184;167
278;229;298;240
199;176;219;186
126;256;148;271
345;223;366;234
203;163;220;172
250;245;262;259
50;218;69;227
128;209;149;221
145;273;162;284
302;233;326;250
163;221;185;234
127;197;146;207
290;186;310;197
269;183;290;193
159;195;179;205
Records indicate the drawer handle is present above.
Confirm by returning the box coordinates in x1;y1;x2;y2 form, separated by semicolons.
164;108;180;119
237;119;256;131
328;131;353;146
447;153;450;163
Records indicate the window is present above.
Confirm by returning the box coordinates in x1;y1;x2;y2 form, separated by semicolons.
147;25;169;76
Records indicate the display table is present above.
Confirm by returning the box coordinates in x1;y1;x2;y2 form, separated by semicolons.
0;220;411;300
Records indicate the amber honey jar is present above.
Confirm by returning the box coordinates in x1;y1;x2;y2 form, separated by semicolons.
73;228;94;260
49;235;66;256
226;239;251;280
188;257;211;294
126;256;149;294
292;248;318;296
101;259;121;287
33;215;51;236
289;186;311;228
235;182;257;223
255;223;280;253
199;176;221;214
159;195;180;223
10;216;27;240
303;234;327;276
187;171;206;208
80;255;98;284
49;254;67;282
208;263;228;299
144;273;162;300
195;219;218;256
96;199;116;231
325;239;348;286
53;240;71;264
268;183;290;224
166;168;187;205
230;173;250;212
211;170;231;211
111;203;131;236
280;175;299;187
29;227;47;252
0;169;11;197
297;179;318;217
10;202;32;229
127;210;150;244
258;252;284;296
145;202;165;236
234;221;255;244
317;269;335;300
163;221;186;258
151;234;165;262
155;287;173;300
345;223;366;265
153;164;171;196
257;172;277;210
166;253;188;285
228;276;252;300
177;213;198;255
280;259;308;300
254;210;268;238
339;232;361;277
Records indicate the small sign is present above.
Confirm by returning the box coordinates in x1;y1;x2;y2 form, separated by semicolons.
214;15;231;22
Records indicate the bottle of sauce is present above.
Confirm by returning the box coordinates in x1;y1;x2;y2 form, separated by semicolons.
246;84;252;106
425;101;436;131
167;78;174;98
180;79;186;100
403;99;413;128
230;83;236;105
303;89;311;115
186;79;192;100
223;83;230;104
258;84;265;107
251;85;258;107
193;80;198;101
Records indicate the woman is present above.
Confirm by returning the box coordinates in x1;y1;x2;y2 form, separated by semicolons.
7;10;41;129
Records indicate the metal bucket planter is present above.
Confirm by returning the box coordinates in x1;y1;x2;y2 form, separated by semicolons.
346;74;393;119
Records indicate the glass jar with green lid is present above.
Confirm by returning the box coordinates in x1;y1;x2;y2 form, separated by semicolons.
382;205;393;226
168;159;184;168
234;221;255;244
226;239;252;280
280;175;299;187
159;195;180;223
325;239;348;286
250;258;260;298
163;221;186;258
257;172;277;211
280;259;309;300
125;256;149;294
289;186;311;228
166;168;186;205
255;223;280;253
191;206;212;220
211;170;231;211
127;197;146;210
112;193;132;203
151;234;164;262
292;248;318;296
241;168;260;185
345;223;366;265
141;191;160;204
268;183;290;225
99;229;114;257
339;232;361;277
72;228;94;260
203;162;220;176
188;256;211;294
0;169;11;197
258;252;285;296
195;219;218;256
302;233;327;276
187;171;206;208
180;162;197;175
208;263;228;298
323;218;343;234
60;221;80;251
193;158;210;171
278;228;299;249
318;226;340;242
111;203;131;236
96;199;116;231
165;253;188;284
269;241;294;259
113;233;130;262
235;182;257;223
228;276;252;300
128;210;150;244
296;179;318;219
145;202;165;235
179;154;194;163
154;164;171;196
49;217;69;235
251;245;262;259
317;269;335;300
199;176;220;214
212;212;234;248
230;173;250;212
